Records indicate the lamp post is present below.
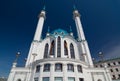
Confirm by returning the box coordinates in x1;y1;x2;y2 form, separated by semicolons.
98;52;104;62
14;52;20;63
98;52;111;81
12;52;20;67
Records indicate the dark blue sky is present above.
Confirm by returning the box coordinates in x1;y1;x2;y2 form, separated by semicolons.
0;0;120;77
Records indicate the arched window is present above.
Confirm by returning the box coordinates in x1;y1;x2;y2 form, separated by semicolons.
17;79;21;81
43;64;51;72
55;63;62;72
50;41;55;56
44;44;49;58
36;65;40;72
57;36;61;57
70;43;75;59
98;79;102;81
64;41;68;55
67;64;74;72
77;65;82;73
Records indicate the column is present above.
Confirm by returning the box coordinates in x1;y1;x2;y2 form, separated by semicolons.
50;64;54;81
63;63;67;81
39;64;43;81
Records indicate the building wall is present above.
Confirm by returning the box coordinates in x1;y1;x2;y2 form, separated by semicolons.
94;58;120;80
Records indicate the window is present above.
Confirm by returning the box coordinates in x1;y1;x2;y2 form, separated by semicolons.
44;44;49;58
68;77;75;81
107;63;111;67
118;61;120;65
112;75;116;79
64;41;68;55
50;41;55;56
36;65;40;72
77;65;82;73
55;77;63;81
95;65;98;67
110;69;113;72
115;68;119;72
43;64;51;72
17;79;21;81
57;36;61;57
98;79;102;81
43;77;49;81
79;78;84;81
55;63;62;72
113;62;116;65
67;64;74;72
118;74;120;79
34;77;38;81
70;43;75;59
100;65;103;67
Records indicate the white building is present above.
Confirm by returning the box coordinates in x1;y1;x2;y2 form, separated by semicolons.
94;57;120;80
7;7;112;81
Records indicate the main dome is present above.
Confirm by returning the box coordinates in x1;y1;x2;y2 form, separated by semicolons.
51;28;69;37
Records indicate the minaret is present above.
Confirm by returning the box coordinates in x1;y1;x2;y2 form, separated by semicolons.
25;7;46;67
73;6;93;67
34;6;46;41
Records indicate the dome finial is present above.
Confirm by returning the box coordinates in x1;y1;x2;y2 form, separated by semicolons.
47;26;50;32
70;26;72;32
73;4;77;10
43;5;46;11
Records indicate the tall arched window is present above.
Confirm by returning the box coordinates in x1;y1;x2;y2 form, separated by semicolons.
57;36;61;57
50;41;55;56
64;41;68;55
44;44;49;58
70;43;75;59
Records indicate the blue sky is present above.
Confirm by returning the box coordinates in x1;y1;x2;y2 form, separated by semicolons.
0;0;120;77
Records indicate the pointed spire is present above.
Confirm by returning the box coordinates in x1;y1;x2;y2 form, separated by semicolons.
43;5;46;11
70;26;73;36
73;4;77;11
70;26;72;32
46;26;50;36
47;26;50;33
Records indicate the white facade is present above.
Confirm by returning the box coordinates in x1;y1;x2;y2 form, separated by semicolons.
94;58;120;80
7;7;112;81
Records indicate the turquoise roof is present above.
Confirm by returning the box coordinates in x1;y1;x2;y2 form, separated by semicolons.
51;29;69;37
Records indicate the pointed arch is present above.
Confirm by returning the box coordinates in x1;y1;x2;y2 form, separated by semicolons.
50;40;55;56
44;43;49;58
70;43;75;59
57;36;61;57
17;79;21;81
64;41;68;55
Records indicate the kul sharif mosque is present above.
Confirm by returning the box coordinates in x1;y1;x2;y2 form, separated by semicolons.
7;5;112;81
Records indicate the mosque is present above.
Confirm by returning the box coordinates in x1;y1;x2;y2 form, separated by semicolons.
7;6;112;81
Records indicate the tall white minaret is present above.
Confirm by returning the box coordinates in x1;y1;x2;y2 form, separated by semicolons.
73;7;93;67
25;7;46;67
34;6;46;41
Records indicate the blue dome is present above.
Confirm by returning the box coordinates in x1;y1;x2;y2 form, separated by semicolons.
51;28;69;37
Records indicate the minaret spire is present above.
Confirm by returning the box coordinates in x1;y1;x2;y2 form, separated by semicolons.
33;6;46;41
46;26;50;36
73;6;93;67
73;6;85;41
